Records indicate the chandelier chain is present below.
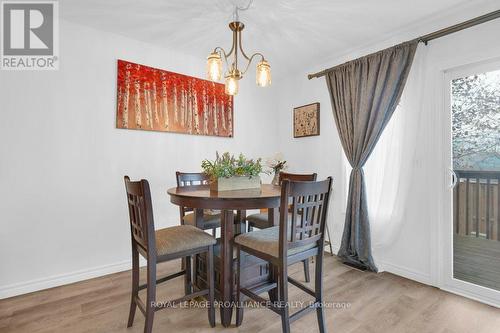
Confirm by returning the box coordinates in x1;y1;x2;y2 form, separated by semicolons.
232;0;253;22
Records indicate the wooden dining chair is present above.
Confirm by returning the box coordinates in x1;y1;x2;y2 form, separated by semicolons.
235;177;333;333
176;172;220;237
124;176;216;333
246;172;317;282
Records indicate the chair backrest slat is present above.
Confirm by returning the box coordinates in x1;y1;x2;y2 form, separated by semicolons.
279;177;333;259
278;172;317;218
279;171;317;185
175;172;209;215
176;172;210;187
124;176;155;255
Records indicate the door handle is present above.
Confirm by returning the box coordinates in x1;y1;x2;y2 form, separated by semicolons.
449;168;458;188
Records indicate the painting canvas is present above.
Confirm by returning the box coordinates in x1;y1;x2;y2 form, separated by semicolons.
293;102;320;138
116;60;233;137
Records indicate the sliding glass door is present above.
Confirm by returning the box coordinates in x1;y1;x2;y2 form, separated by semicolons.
443;60;500;306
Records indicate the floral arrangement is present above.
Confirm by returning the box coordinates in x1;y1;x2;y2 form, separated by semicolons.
266;153;287;185
201;152;263;181
266;153;287;174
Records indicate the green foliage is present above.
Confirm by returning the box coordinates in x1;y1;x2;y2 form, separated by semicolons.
201;152;263;181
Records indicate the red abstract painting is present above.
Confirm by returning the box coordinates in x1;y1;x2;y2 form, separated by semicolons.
116;60;233;137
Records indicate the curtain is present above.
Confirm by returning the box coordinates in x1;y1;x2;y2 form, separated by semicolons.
365;46;428;250
325;41;418;271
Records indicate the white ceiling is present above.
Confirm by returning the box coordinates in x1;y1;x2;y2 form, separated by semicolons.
61;0;497;76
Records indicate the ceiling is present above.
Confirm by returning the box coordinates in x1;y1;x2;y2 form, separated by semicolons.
61;0;496;77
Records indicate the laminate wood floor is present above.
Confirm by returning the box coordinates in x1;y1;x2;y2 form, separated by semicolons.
1;255;499;333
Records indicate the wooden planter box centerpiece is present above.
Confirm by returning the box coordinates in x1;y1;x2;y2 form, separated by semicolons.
210;176;261;191
202;152;264;192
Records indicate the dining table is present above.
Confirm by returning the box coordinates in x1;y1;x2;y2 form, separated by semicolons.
167;184;281;327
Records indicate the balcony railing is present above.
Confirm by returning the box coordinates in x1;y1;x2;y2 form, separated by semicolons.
454;170;500;241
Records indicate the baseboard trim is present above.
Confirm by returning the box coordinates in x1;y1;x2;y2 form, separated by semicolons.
377;260;433;286
0;260;133;299
0;245;434;302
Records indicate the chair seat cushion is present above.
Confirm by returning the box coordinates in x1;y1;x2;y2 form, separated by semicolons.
246;212;271;229
183;211;221;227
234;226;316;258
154;225;216;256
247;212;293;229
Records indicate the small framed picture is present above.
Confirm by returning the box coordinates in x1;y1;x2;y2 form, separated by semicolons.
293;102;320;138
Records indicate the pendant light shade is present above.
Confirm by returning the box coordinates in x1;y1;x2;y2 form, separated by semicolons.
256;59;271;87
225;76;239;96
206;52;223;82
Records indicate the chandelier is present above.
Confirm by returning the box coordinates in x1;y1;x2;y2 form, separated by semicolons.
206;0;271;95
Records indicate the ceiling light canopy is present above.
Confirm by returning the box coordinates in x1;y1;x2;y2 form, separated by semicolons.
206;0;271;95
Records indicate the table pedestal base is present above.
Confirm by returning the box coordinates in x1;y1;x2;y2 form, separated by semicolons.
194;241;272;327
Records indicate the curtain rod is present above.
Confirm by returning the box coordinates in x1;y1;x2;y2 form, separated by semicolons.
307;9;500;80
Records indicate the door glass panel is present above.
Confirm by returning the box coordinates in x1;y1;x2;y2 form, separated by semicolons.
452;69;500;291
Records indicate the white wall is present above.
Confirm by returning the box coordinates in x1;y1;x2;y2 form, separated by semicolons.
275;75;345;251
274;12;500;287
0;20;279;298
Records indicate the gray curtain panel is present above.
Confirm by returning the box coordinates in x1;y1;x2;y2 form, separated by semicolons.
325;40;418;271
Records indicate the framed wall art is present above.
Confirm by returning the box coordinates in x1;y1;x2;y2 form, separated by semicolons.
293;102;320;138
116;60;233;137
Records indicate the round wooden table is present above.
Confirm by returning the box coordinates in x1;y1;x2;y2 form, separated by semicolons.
167;184;281;327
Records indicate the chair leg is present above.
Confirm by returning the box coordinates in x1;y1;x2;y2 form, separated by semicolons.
278;264;291;333
315;247;326;333
235;246;244;326
144;259;156;333
184;255;192;295
127;247;139;327
237;210;247;235
325;223;334;256
207;245;216;327
268;264;278;302
302;258;311;283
